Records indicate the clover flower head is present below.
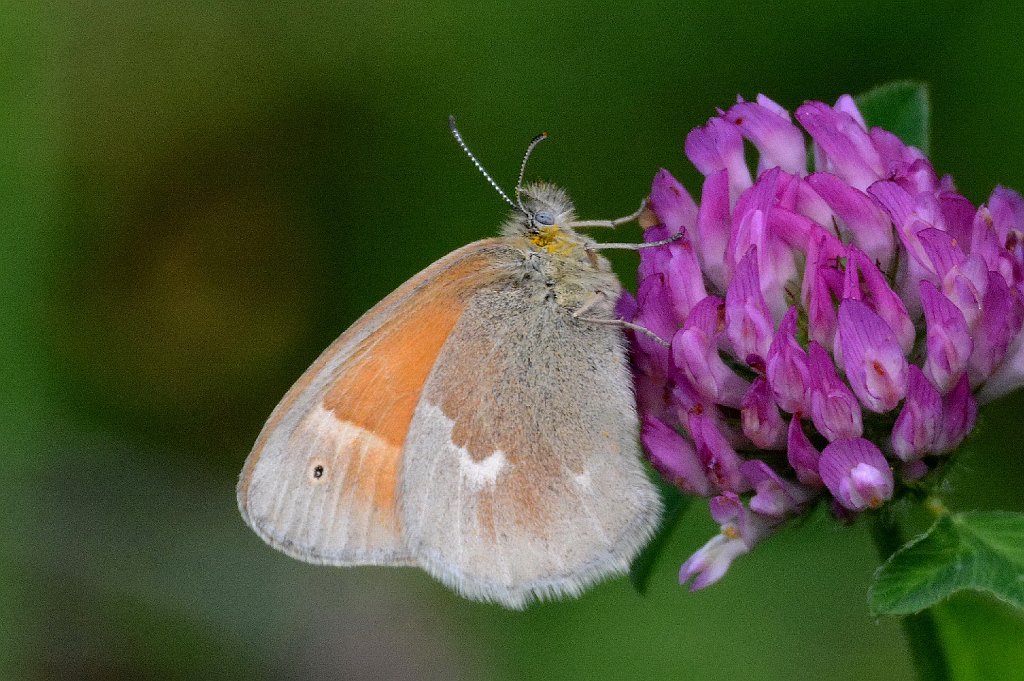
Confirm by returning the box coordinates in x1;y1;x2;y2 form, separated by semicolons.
628;93;1024;588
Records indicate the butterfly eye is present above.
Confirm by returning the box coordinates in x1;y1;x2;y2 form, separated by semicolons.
534;211;555;226
311;464;325;480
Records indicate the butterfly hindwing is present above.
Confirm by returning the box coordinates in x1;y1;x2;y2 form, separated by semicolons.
398;281;663;608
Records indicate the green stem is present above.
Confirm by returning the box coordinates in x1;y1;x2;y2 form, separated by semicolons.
868;514;953;681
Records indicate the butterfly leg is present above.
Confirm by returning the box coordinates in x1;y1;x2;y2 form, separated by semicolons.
587;232;683;251
565;198;647;230
578;316;671;348
573;292;670;348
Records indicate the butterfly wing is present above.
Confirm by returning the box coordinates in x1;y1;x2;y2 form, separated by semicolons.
398;280;663;608
237;239;512;566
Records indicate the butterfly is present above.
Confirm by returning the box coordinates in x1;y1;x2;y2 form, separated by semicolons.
237;118;668;608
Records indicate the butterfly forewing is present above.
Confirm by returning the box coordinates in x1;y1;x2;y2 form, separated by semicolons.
237;240;511;566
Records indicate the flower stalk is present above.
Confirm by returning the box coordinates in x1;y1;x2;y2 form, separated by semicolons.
868;512;952;681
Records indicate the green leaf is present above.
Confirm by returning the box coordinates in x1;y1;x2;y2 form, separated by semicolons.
855;80;931;154
869;511;1024;616
629;478;690;594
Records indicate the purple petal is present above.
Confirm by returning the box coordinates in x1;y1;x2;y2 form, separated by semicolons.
670;375;709;412
689;411;750;493
679;532;749;590
807;172;895;270
641;415;710;496
766;306;811;414
869;127;931;190
633;369;672;425
796;101;882;191
891;365;942;462
900;158;942;195
728;168;779;268
802;227;844;348
728;169;800;318
671;299;750;408
868;179;917;229
669;377;716;428
770;162;800;206
838;300;909;413
917;227;967;279
787;416;822;486
808;342;864;441
680;493;771;590
741;459;816;517
616;289;637;321
935;373;977;454
708;490;745;525
920;280;973;393
868;181;936;304
795;177;837;226
770;206;819;251
976;334;1024;404
680;291;723;334
969;205;1020;284
685;117;752;198
987;187;1024;280
649;168;698;236
725;247;775;366
970;272;1022;384
643;229;708;323
819;438;894;511
638;224;673;281
807;267;838;349
942;254;989;332
724;97;806;175
755;93;791;118
741;378;787;449
696;169;733;291
833;94;867;127
843;246;915;355
987;185;1024;243
685;117;736;178
633;274;675;375
940;191;978;250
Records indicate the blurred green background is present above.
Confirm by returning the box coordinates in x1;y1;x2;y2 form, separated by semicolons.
5;1;1024;679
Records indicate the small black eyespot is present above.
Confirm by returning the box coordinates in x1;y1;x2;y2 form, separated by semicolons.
312;465;324;479
534;211;555;226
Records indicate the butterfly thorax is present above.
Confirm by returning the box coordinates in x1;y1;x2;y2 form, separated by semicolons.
499;182;621;316
526;225;577;257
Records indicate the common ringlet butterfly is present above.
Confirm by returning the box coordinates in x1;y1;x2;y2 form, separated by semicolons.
237;118;666;608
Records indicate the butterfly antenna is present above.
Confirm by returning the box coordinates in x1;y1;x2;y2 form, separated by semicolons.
515;130;548;213
448;116;516;209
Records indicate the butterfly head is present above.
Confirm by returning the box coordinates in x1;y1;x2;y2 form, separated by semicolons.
502;181;580;250
447;118;587;253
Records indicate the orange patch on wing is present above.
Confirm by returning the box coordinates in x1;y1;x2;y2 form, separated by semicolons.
238;243;507;514
324;300;463;446
321;254;499;508
282;408;406;535
350;433;399;522
326;425;402;531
